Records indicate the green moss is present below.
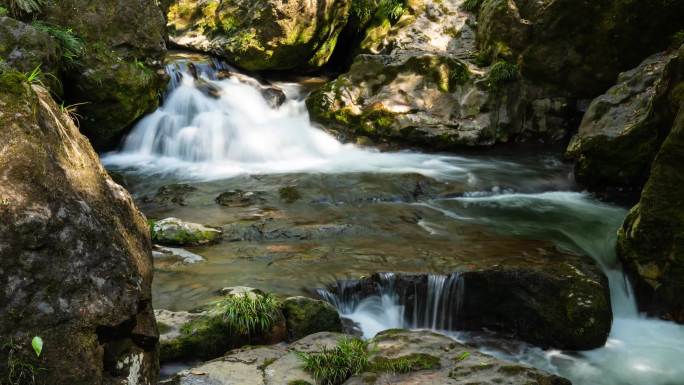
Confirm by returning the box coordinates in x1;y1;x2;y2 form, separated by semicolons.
0;67;28;95
370;353;441;373
487;61;518;89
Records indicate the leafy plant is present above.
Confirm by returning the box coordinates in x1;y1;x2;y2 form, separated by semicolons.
30;337;42;358
0;6;8;16
487;60;518;88
297;338;370;385
377;0;405;22
218;293;281;336
24;65;42;84
31;21;84;63
6;0;45;15
461;0;484;12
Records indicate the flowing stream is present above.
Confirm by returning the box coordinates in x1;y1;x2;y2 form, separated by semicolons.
103;56;684;385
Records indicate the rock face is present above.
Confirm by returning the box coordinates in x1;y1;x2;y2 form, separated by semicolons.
0;16;61;81
281;296;343;341
567;46;684;195
162;330;570;385
477;0;684;97
151;217;223;246
307;0;573;149
617;97;684;323
39;0;168;149
0;76;157;384
322;251;612;350
167;0;352;71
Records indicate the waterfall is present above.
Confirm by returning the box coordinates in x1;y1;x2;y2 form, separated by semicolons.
101;57;467;180
317;272;464;338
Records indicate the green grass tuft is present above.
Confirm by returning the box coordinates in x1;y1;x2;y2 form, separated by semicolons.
487;61;518;88
217;293;281;336
461;0;484;12
2;339;44;385
370;353;441;373
297;338;370;385
31;21;84;63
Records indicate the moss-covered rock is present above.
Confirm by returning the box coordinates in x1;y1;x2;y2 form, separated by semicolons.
167;0;352;71
151;217;223;246
0;76;157;384
281;296;342;341
35;0;168;149
617;101;684;323
478;0;684;97
0;16;61;86
158;287;287;362
566;46;684;196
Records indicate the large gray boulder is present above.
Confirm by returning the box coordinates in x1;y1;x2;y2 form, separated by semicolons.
0;74;157;384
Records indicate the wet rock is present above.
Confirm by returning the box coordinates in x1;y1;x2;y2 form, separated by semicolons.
0;80;157;384
152;217;222;247
281;296;343;341
617;98;684;324
164;330;569;385
216;190;266;207
322;250;613;350
36;0;168;150
153;245;205;264
167;0;352;71
159;287;286;363
261;87;287;108
0;16;61;90
143;183;198;206
567;45;684;196
196;78;222;98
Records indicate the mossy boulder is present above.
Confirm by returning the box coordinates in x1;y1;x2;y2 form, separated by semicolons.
617;101;684;324
167;0;352;71
36;0;168;149
281;296;342;341
566;46;684;196
151;217;223;246
158;287;287;362
478;0;684;97
0;76;157;384
0;16;61;86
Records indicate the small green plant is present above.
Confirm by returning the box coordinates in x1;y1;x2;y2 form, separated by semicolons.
59;101;87;126
24;65;42;84
455;351;471;361
6;0;45;15
461;0;484;12
2;339;44;385
297;338;370;385
672;30;684;47
0;6;8;16
351;0;375;27
377;0;405;22
31;22;84;63
30;337;42;358
487;60;518;88
218;293;281;336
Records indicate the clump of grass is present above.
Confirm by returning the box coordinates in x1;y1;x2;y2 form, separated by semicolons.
6;0;45;15
31;21;84;63
2;339;44;385
461;0;484;12
377;0;405;22
297;338;370;385
218;293;281;336
351;0;375;27
487;60;518;88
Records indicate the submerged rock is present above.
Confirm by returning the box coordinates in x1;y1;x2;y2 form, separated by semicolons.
216;190;266;207
0;78;157;384
151;217;223;246
281;296;343;341
162;330;569;385
567;46;684;196
617;98;684;324
167;0;352;71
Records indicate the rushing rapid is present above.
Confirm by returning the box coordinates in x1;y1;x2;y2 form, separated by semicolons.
105;57;684;385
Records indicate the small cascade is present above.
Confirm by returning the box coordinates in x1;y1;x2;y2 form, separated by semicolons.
317;272;464;338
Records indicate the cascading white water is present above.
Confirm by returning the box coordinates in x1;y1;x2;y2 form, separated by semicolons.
102;60;468;180
322;191;684;385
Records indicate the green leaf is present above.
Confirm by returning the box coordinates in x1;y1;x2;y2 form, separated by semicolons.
31;336;43;357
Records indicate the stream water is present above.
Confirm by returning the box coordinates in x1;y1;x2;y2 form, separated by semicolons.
102;55;684;385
